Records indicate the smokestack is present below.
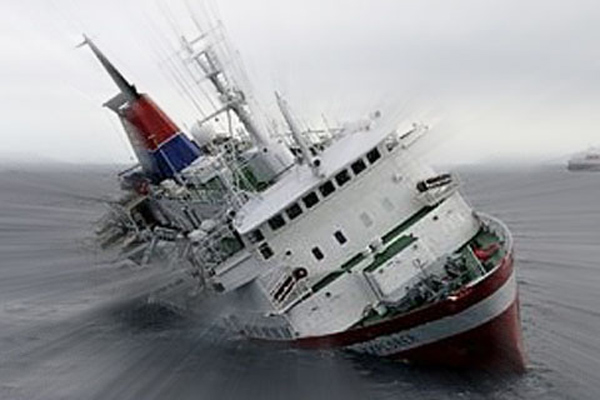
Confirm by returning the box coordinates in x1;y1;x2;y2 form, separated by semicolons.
80;35;202;182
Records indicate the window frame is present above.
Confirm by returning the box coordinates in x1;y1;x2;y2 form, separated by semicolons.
351;158;367;176
258;242;274;260
318;180;336;197
334;169;351;187
334;230;348;245
285;203;303;220
248;229;265;243
267;214;286;231
366;147;381;164
302;191;320;209
311;246;325;261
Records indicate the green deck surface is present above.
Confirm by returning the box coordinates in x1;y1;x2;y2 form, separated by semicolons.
363;235;417;273
341;253;366;271
351;226;506;329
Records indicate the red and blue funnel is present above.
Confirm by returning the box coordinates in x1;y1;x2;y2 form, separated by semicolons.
124;94;201;181
81;35;201;182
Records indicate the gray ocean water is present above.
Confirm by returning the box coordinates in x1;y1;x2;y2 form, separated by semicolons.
1;164;599;400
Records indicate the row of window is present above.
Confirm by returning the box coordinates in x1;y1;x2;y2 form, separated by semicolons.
258;229;348;261
264;146;382;234
251;146;382;263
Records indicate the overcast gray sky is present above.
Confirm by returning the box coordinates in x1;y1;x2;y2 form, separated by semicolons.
1;0;600;165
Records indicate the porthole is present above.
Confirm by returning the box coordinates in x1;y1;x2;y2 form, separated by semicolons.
334;230;348;245
312;246;324;261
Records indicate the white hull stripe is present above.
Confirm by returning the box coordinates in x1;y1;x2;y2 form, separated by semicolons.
346;271;517;356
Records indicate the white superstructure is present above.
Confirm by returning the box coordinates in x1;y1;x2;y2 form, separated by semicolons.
91;17;524;371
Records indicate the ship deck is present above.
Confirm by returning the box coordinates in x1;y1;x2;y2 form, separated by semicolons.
353;225;507;329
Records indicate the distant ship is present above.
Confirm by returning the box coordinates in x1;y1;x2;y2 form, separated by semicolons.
568;149;600;171
85;17;526;372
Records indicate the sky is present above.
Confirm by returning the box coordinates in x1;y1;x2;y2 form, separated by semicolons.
1;0;600;165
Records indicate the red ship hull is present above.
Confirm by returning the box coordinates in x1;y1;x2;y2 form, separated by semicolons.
392;296;525;372
292;252;526;372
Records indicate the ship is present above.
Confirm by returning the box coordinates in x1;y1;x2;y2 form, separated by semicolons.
85;22;526;372
568;148;600;171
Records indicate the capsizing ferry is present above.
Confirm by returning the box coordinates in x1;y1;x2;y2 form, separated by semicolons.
88;20;526;372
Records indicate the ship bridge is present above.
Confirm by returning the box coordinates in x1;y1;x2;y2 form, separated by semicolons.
234;118;426;235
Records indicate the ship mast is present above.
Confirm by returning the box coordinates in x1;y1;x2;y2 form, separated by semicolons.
78;35;139;104
180;35;294;176
275;91;322;176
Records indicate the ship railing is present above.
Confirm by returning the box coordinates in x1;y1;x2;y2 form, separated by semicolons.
453;213;513;291
382;252;486;314
154;182;230;208
473;212;513;261
224;311;296;340
153;226;180;242
187;223;246;272
185;152;256;209
151;150;255;212
107;200;142;231
117;163;142;177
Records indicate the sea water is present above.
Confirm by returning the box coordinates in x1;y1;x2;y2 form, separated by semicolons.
1;164;599;399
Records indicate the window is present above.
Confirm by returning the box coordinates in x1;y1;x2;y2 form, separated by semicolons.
334;230;348;245
248;229;264;243
285;203;303;220
302;192;319;209
268;214;286;231
259;243;274;259
319;181;336;197
312;246;324;261
335;169;351;186
351;159;367;175
366;147;381;164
